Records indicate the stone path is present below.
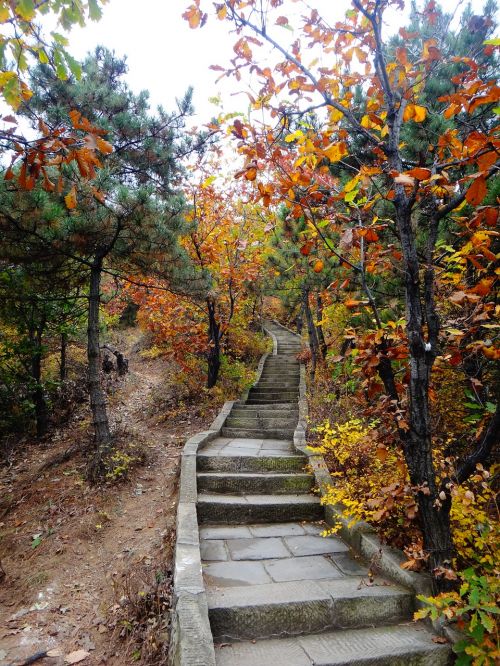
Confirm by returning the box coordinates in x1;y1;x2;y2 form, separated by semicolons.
196;321;450;665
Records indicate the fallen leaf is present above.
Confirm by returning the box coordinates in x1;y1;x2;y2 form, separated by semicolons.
65;650;90;664
432;636;449;644
47;648;63;657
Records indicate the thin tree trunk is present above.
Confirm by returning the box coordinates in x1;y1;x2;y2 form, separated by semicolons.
30;324;48;438
87;260;112;479
396;201;454;588
60;331;67;381
315;292;327;360
207;299;221;389
302;285;318;377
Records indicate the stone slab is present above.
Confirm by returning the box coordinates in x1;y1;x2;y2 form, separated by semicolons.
329;553;369;576
284;535;349;556
249;523;306;537
264;555;344;582
215;638;309;666
200;540;229;561
200;525;253;540
203;560;272;587
298;624;451;665
226;537;291;560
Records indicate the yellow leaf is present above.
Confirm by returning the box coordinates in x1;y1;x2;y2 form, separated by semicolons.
201;175;216;189
217;5;227;19
403;104;415;122
324;142;348;162
344;175;360;192
285;129;304;143
413;105;427;122
65;186;77;210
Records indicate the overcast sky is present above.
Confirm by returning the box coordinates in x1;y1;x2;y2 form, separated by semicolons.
64;0;489;124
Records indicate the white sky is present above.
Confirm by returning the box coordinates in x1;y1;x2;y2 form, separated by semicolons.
64;0;490;124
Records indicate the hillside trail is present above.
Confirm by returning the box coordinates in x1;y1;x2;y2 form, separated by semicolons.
0;329;211;666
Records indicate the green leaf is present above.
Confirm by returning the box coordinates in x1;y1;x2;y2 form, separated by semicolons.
31;535;42;549
53;49;68;80
16;0;35;21
63;49;82;79
485;402;496;413
483;38;500;45
38;48;49;65
88;0;103;21
51;32;69;47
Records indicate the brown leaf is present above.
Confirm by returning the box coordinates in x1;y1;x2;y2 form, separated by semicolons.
432;636;449;644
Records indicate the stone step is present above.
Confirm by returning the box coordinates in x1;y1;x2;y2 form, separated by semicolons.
233;402;299;412
224;412;297;430
197;472;313;494
207;578;414;642
221;427;296;439
257;381;300;388
231;408;299;418
225;417;298;429
213;624;451;665
258;377;299;383
197;493;322;524
249;390;299;398
246;399;297;405
197;453;306;473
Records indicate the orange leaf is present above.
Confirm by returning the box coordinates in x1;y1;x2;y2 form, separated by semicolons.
413;105;427;122
466;176;487;206
364;228;379;242
96;137;113;155
406;167;431;180
65;186;77;210
245;167;257;181
403;104;415;122
300;242;313;256
345;298;362;309
313;259;324;273
183;5;202;29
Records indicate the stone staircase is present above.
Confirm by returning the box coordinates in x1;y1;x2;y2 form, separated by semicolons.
195;321;450;665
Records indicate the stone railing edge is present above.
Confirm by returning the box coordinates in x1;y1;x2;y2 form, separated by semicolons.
168;400;235;666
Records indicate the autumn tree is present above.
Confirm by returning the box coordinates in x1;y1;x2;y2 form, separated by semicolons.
133;172;267;388
186;0;500;587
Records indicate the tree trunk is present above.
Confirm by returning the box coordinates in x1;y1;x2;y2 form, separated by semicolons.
302;285;319;377
207;299;221;389
60;331;67;381
87;260;112;479
395;199;454;589
315;292;327;360
30;324;48;438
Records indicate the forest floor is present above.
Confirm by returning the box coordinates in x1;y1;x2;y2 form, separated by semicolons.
0;329;220;666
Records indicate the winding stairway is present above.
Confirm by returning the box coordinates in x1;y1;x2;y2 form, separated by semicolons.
195;321;450;665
